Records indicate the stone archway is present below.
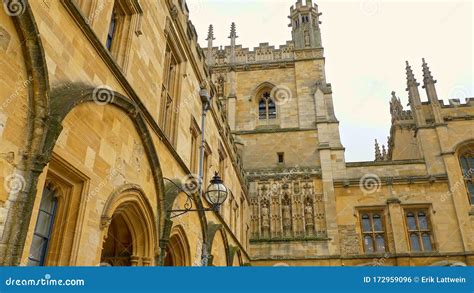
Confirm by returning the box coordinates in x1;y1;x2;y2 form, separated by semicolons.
163;226;191;266
100;213;134;266
0;1;51;265
99;184;156;266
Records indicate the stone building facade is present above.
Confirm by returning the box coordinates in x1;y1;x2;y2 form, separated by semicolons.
0;0;472;267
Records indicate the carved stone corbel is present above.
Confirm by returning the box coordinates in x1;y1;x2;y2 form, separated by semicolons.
100;216;112;231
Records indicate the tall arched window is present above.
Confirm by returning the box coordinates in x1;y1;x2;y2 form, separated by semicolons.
459;149;474;204
106;10;117;50
405;210;434;252
28;183;58;266
359;211;386;253
258;91;276;120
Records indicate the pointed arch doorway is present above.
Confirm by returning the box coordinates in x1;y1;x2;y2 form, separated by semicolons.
164;226;191;266
99;185;156;266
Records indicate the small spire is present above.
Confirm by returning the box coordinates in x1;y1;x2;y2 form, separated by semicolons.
206;24;215;41
386;136;393;161
405;61;419;88
229;22;238;39
422;58;436;85
374;139;382;161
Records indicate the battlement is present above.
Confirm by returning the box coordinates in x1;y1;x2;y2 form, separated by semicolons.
204;42;324;68
204;41;299;66
439;98;474;108
290;0;318;13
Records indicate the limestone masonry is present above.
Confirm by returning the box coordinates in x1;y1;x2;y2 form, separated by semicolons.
0;0;472;267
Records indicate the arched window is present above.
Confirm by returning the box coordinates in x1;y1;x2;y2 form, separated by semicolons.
28;184;58;266
405;209;434;252
359;211;386;253
258;91;277;120
459;149;474;204
106;9;117;50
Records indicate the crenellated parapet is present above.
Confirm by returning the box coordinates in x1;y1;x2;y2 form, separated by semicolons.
439;98;474;108
205;41;324;66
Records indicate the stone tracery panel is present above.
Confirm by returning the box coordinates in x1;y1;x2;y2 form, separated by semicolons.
249;175;327;240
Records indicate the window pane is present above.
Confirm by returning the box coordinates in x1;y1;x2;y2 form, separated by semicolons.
467;182;474;203
29;235;47;262
468;156;474;169
35;211;53;237
410;233;420;251
375;234;385;252
422;233;433;251
373;214;383;231
361;214;371;232
28;186;57;266
259;100;266;119
364;235;374;253
106;11;117;50
40;188;55;213
460;156;469;172
27;259;40;266
268;100;276;119
406;213;417;230
418;212;428;230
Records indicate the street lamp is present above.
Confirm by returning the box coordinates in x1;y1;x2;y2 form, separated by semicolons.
164;172;228;216
204;172;228;211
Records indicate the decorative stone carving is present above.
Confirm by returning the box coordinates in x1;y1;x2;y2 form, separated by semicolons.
251;179;327;240
281;194;292;237
260;198;270;238
100;216;112;230
304;197;314;236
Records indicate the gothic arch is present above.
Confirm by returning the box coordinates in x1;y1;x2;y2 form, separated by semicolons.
99;184;156;266
228;246;243;266
251;81;277;101
237;249;243;266
206;223;230;266
158;179;207;266
44;83;166;249
164;225;191;266
452;139;474;154
453;139;474;204
0;1;51;265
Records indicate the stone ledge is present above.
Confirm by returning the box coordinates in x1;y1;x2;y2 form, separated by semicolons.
346;159;425;167
233;127;317;135
334;174;449;187
250;237;330;244
250;251;474;261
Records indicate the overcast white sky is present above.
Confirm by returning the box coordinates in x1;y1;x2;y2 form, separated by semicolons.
187;0;473;162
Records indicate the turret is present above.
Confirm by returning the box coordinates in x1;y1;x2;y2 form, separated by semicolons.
289;0;322;49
